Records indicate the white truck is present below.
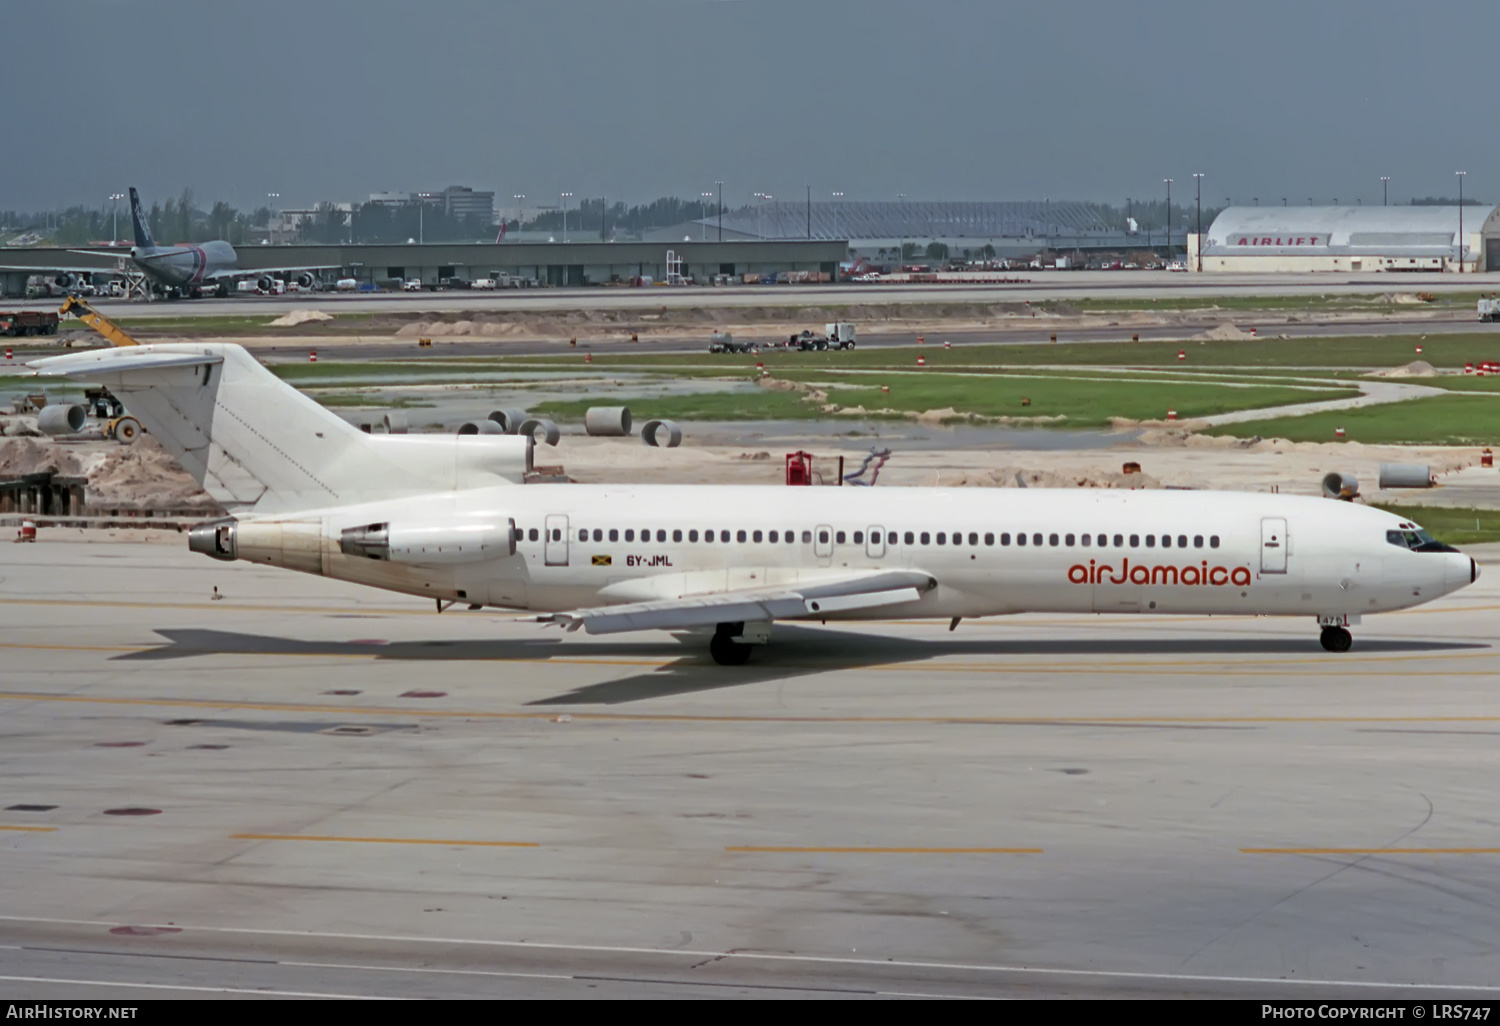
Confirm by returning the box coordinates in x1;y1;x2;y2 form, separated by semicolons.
1479;296;1500;322
786;322;856;351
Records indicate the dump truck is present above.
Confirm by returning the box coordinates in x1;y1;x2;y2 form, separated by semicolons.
0;310;59;337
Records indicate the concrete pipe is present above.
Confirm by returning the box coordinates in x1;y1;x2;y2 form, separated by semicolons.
642;419;683;448
489;408;529;434
457;419;505;435
1321;472;1359;500
584;406;632;437
383;411;408;435
37;404;87;436
519;417;561;446
1379;463;1433;489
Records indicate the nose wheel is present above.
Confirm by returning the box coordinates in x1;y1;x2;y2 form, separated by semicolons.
1320;626;1353;653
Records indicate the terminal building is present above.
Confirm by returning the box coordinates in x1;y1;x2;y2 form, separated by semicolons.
1191;205;1500;272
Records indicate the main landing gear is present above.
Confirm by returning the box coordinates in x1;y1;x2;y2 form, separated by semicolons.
709;621;759;665
1320;626;1353;653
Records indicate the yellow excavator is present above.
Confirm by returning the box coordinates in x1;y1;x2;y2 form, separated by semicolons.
57;295;139;348
53;295;143;442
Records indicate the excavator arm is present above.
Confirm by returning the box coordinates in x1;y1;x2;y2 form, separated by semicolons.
57;296;139;348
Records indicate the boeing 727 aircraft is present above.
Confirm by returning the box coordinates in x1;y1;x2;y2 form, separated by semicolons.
2;188;335;299
31;343;1479;664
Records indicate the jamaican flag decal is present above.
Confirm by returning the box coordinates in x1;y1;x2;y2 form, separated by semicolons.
592;555;612;567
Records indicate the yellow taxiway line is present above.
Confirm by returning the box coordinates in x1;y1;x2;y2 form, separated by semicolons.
0;825;57;833
726;845;1042;854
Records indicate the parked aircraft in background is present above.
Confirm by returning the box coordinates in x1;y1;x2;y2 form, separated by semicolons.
29;342;1481;664
1;188;338;299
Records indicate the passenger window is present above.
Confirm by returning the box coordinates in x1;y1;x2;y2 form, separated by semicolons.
1194;535;1204;548
1177;535;1187;548
1017;533;1027;547
737;530;747;543
753;530;763;543
819;530;830;544
1113;534;1123;547
801;530;812;543
552;529;561;541
1145;535;1155;548
595;529;605;542
904;531;914;545
1065;533;1075;546
1129;534;1138;547
673;529;682;542
528;528;539;542
704;530;714;544
984;532;994;546
835;531;846;544
689;529;699;542
1080;534;1089;547
936;532;946;545
1098;534;1108;547
920;532;931;545
1032;533;1042;546
787;529;796;543
624;529;634;542
1001;532;1011;545
721;530;731;543
967;532;977;546
888;532;897;545
1049;534;1059;546
1160;534;1170;548
608;529;618;542
769;530;778;543
853;531;864;544
1210;535;1220;548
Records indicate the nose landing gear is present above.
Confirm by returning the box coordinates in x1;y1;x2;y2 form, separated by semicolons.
1320;626;1353;653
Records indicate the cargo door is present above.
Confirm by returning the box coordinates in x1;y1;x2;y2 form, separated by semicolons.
865;524;886;559
1261;518;1287;574
544;514;570;567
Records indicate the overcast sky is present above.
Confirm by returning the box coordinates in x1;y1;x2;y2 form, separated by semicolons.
5;0;1498;212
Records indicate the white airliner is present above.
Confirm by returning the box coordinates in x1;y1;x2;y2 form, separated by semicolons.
31;344;1479;664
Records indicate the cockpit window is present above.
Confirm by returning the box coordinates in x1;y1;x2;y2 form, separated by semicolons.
1388;526;1456;553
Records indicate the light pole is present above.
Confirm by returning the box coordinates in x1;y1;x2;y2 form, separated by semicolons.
1192;173;1204;271
1380;177;1390;206
1457;171;1467;272
701;192;713;240
897;192;906;265
832;191;843;242
560;192;572;242
267;192;280;245
512;194;525;236
109;193;124;245
715;181;723;242
1163;179;1172;261
416;192;433;244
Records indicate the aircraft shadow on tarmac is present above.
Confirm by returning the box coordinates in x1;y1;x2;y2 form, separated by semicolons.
116;626;1487;706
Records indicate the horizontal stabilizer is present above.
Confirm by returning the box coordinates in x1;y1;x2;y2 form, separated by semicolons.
31;349;223;378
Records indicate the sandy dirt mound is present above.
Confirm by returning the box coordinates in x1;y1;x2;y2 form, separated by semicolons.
1368;360;1436;378
0;435;218;512
940;465;1162;489
269;309;334;327
1193;323;1254;341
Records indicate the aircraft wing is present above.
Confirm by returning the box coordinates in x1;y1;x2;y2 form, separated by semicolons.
0;262;124;275
204;264;340;282
534;569;935;635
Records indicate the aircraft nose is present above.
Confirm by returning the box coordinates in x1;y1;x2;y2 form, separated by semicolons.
1448;552;1478;589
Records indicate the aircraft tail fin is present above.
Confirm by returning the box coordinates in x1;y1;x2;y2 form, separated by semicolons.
128;187;156;249
28;344;531;514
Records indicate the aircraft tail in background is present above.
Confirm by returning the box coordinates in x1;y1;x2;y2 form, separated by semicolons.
129;187;156;249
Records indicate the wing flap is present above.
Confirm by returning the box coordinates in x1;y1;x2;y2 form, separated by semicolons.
537;570;933;635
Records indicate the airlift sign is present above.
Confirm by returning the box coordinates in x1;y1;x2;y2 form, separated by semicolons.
1233;234;1325;247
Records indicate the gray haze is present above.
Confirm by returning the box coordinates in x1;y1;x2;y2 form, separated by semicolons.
5;0;1498;211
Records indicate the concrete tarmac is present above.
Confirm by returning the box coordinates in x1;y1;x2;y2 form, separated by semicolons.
3;539;1500;998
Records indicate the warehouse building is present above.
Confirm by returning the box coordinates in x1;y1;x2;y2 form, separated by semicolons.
1191;205;1500;272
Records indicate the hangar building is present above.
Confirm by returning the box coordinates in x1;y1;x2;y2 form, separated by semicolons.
1192;205;1500;272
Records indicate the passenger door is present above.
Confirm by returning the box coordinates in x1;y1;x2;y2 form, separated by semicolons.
1261;518;1287;574
545;514;570;567
866;524;886;559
